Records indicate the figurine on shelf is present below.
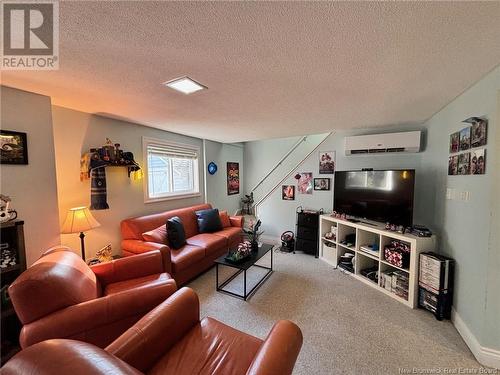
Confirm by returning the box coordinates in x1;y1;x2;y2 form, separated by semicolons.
0;195;17;223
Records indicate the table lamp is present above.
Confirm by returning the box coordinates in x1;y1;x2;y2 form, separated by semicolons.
61;206;101;261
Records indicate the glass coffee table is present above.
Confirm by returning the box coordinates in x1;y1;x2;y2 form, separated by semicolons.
215;243;273;301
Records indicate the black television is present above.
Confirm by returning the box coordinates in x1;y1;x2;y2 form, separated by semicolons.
333;169;415;226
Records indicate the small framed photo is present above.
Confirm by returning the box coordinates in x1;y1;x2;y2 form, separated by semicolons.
314;178;331;191
471;149;486;175
448;155;458;175
459;127;471;151
449;132;460;153
282;185;295;200
458;152;470;175
0;130;28;165
470;119;487;148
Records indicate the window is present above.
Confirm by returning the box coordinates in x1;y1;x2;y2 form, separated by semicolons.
143;137;200;202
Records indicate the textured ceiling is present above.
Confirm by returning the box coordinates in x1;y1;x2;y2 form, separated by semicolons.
2;2;500;142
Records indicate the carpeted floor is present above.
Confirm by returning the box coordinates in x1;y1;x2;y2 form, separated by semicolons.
187;249;481;374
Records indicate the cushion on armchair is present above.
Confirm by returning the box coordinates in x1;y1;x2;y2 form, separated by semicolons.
196;208;223;233
167;217;186;249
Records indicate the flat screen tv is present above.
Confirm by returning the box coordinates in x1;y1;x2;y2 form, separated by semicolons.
333;169;415;226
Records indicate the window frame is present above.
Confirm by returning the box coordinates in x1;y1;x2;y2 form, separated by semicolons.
142;136;201;203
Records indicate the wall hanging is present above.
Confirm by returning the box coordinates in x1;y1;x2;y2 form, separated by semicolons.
319;151;335;174
80;138;141;210
0;130;28;165
448;117;487;176
297;172;313;194
282;185;295;200
227;162;240;195
207;161;218;175
314;178;331;191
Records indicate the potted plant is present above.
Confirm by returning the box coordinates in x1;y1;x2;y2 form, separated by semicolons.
243;219;264;252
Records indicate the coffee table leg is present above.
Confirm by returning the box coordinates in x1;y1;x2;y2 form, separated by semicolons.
216;263;219;291
244;269;247;300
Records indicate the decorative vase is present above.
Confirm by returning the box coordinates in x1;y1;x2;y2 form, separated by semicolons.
251;240;259;252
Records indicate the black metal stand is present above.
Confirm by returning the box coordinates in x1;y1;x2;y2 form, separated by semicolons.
79;232;86;261
216;250;273;301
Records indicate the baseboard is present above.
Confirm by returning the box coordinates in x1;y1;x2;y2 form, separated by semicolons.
451;308;500;369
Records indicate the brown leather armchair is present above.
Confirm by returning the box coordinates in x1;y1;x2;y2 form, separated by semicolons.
8;246;177;349
2;288;303;375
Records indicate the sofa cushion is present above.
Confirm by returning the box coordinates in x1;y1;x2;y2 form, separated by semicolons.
219;211;231;228
104;273;172;296
195;209;223;233
186;234;227;256
141;225;167;244
121;203;211;241
149;317;262;375
167;217;186;250
170;245;205;273
212;227;243;246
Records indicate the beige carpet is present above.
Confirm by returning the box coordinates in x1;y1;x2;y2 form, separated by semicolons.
187;249;481;374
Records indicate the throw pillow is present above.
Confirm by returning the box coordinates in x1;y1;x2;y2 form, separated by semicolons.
167;216;186;249
219;210;231;228
142;224;168;244
196;208;223;233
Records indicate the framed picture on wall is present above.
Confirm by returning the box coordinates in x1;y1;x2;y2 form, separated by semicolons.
319;151;335;174
227;162;240;195
297;172;313;194
0;130;28;165
448;155;458;175
449;132;459;153
457;152;470;175
282;185;295;200
459;127;471;151
314;178;331;191
470;118;487;148
471;149;486;175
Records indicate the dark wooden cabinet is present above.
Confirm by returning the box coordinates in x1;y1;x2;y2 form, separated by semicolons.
1;220;26;365
295;209;321;257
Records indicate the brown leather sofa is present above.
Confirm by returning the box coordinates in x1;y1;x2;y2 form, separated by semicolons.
8;246;177;349
2;288;303;375
121;203;244;285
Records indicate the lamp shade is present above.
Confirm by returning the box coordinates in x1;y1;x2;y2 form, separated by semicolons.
61;206;101;234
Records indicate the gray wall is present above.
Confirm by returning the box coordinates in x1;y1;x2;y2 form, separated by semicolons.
204;140;244;215
0;87;61;265
52;105;205;259
420;67;499;350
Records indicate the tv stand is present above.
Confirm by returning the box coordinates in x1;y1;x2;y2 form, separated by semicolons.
319;215;436;308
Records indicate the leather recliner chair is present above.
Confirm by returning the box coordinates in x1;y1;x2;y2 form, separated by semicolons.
8;246;177;349
2;287;303;375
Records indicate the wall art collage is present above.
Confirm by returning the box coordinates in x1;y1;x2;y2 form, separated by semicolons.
282;151;334;200
448;117;487;176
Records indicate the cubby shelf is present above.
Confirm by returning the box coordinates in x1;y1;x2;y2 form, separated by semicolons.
319;215;436;308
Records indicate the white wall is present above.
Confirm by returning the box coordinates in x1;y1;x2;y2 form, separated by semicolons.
52;106;205;258
204;140;244;215
0;87;61;265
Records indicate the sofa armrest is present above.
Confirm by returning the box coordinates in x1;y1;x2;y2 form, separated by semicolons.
121;240;171;274
91;250;166;286
106;287;200;373
230;215;244;228
246;320;303;375
19;279;177;349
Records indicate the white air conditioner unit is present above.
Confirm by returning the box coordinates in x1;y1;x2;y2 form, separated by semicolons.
344;131;421;155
